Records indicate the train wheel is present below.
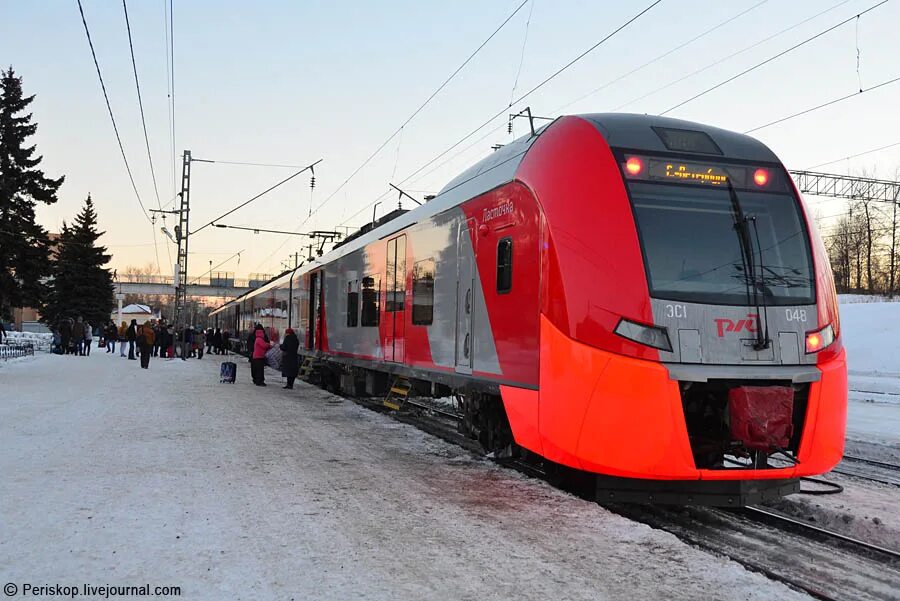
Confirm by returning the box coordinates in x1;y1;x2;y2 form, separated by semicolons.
460;392;518;458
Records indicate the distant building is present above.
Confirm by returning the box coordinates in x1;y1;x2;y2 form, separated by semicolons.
113;304;161;322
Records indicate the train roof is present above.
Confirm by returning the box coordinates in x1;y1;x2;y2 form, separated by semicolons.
583;113;780;163
211;113;780;315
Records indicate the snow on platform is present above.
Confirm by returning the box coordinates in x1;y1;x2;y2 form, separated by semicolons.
0;352;810;600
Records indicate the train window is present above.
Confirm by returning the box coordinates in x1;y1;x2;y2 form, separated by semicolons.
346;280;358;327
386;235;407;312
412;258;435;325
497;238;513;293
627;182;815;306
361;276;380;327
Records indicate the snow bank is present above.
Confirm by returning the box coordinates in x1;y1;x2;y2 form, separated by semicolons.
839;294;900;304
839;301;900;376
2;331;52;352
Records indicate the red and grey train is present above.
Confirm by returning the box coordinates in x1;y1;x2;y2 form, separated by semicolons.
211;113;847;505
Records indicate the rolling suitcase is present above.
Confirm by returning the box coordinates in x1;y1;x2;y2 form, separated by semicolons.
220;361;237;384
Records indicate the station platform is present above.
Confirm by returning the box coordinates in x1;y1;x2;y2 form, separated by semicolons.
0;352;809;600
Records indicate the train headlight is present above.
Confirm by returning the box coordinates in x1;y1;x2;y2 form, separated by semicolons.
614;318;672;352
805;324;835;354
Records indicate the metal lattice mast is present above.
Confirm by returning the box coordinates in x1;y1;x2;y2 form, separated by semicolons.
174;150;191;330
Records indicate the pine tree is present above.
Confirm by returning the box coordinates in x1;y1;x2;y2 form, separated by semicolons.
0;67;64;320
43;195;115;327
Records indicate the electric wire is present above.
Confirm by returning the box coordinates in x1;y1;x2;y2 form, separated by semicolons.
163;0;175;195
191;160;322;236
123;0;162;208
76;0;151;225
612;0;851;112
388;0;664;205
553;0;770;115
315;0;531;215
745;75;900;133
508;0;535;107
805;140;900;170
123;0;166;274
660;0;891;115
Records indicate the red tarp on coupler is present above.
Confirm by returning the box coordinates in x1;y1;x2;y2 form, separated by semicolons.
728;386;794;452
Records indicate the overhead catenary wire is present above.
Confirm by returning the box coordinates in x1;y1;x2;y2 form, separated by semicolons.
508;0;535;107
805;140;900;170
314;0;531;217
123;0;162;208
190;159;322;236
383;0;664;206
334;1;665;234
553;0;770;115
123;0;168;274
744;74;900;133
612;0;851;112
660;0;891;115
76;0;152;224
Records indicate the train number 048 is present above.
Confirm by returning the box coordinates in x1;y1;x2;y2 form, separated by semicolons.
664;304;687;318
785;308;807;322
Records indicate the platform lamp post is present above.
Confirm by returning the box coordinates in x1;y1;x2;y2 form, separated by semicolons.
114;269;124;325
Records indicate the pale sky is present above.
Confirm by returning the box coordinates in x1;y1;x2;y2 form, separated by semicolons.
3;0;900;280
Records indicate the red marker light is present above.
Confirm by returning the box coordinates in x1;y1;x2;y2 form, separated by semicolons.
753;168;769;186
805;324;835;354
625;157;644;176
806;332;822;351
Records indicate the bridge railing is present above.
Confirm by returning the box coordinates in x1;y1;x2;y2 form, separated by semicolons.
114;274;268;288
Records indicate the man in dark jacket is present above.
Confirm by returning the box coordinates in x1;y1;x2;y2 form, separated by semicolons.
280;328;300;389
72;317;85;356
60;318;72;355
126;319;138;360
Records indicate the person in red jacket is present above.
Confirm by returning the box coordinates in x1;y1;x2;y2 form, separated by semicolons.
251;329;272;386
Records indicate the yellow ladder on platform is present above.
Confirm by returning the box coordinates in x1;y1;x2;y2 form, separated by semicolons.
383;376;412;410
298;356;316;379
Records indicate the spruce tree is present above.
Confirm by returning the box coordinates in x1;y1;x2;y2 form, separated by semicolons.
0;67;64;320
43;195;115;327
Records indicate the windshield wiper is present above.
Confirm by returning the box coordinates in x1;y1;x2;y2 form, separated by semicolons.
727;181;771;351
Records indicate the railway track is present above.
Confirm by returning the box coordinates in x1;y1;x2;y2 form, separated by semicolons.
347;394;900;600
832;454;900;487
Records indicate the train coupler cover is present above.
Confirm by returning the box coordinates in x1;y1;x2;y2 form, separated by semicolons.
728;386;794;452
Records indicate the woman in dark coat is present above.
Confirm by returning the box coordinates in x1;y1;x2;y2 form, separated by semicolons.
279;328;300;389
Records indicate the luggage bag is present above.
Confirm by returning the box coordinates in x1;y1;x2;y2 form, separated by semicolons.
220;361;237;384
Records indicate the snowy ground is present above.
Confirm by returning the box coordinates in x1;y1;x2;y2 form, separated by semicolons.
0;352;811;601
838;298;900;452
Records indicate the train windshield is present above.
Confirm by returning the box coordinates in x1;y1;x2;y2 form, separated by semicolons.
627;181;815;306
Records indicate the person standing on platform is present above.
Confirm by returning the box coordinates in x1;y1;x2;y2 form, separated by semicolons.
59;318;72;355
212;328;222;355
180;326;192;361
126;319;137;360
138;320;155;369
72;316;85;356
196;328;205;360
118;321;128;357
251;329;272;386
105;321;116;354
280;328;300;389
83;322;92;356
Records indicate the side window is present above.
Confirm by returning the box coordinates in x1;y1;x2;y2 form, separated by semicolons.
346;280;358;327
497;237;513;293
361;276;380;326
412;258;435;326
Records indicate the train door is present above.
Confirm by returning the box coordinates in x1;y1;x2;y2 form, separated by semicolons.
455;219;475;374
307;271;319;350
385;235;406;362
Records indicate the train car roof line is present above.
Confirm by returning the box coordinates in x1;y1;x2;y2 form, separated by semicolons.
211;113;779;314
584;113;779;163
